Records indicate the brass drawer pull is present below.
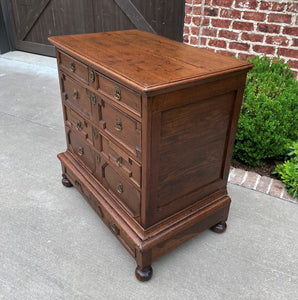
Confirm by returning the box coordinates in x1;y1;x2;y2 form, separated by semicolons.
89;70;95;83
115;118;122;131
96;154;101;163
114;86;121;101
117;182;123;194
90;93;96;105
110;222;119;235
78;146;84;156
73;89;78;99
76;120;81;130
116;156;122;166
70;61;75;72
93;128;98;139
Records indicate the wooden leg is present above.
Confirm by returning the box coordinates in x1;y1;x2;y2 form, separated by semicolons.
61;174;73;187
135;265;153;282
210;221;227;233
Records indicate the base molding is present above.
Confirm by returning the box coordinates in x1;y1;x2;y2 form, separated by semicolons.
59;151;231;281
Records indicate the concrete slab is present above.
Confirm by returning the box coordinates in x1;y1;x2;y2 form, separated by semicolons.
0;51;297;299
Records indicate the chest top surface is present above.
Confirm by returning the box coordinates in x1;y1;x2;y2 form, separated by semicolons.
49;29;252;92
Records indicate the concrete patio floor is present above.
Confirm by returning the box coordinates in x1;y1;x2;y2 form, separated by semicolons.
0;51;297;300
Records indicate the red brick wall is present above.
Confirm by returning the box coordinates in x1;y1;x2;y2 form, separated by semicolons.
183;0;298;78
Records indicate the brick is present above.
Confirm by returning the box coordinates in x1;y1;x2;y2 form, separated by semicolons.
243;11;266;21
282;189;296;201
184;15;191;24
253;44;275;55
293;38;298;47
202;27;218;37
183;35;189;43
268;13;292;24
185;5;192;15
269;179;284;198
220;8;242;19
258;23;281;34
230;42;250;51
204;7;218;16
219;30;239;40
283;26;298;36
191;27;200;35
266;36;289;46
260;1;286;12
212;19;231;28
242;171;260;189
288;60;298;69
278;47;298;58
235;0;258;9
287;2;298;13
190;36;198;45
233;21;254;31
202;17;210;26
200;37;207;46
193;17;201;26
184;26;190;34
208;39;227;48
217;50;237;57
228;168;246;185
205;0;211;4
185;0;193;3
193;6;202;15
241;32;264;43
212;0;234;7
238;53;256;60
256;176;272;194
193;0;202;4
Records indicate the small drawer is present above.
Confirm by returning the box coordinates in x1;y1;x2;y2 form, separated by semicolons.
59;51;88;83
98;75;141;116
64;106;93;146
103;163;140;217
104;140;141;188
62;75;92;119
67;129;95;173
99;100;141;160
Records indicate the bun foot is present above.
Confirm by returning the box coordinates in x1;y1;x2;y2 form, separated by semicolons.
61;174;73;187
135;265;153;282
210;221;227;233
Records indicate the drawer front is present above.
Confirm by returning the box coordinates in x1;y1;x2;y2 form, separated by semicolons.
67;129;95;173
59;51;88;83
64;106;93;146
103;138;141;188
62;75;92;119
99;100;141;160
98;75;141;116
103;163;140;217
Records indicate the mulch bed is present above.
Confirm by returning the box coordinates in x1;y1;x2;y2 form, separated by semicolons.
231;159;282;178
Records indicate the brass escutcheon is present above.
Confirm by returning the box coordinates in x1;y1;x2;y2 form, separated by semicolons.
114;86;121;101
116;182;123;194
78;146;84;156
90;93;96;105
70;61;75;72
110;222;119;235
73;89;78;99
92;128;98;139
115;118;122;131
76;120;81;130
96;153;100;163
116;156;122;166
89;70;95;83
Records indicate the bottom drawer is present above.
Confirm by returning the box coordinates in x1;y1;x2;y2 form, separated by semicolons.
63;167;136;258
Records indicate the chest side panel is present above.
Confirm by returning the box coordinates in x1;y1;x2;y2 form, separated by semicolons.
145;74;247;227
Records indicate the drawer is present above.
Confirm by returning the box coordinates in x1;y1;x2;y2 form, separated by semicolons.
64;106;93;146
67;129;95;173
103;163;140;217
103;138;141;188
59;51;88;83
99;100;141;160
98;75;141;116
62;75;92;119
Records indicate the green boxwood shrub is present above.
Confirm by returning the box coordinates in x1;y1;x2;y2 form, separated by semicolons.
274;141;298;198
233;56;298;166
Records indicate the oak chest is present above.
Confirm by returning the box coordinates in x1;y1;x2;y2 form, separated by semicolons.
49;30;252;281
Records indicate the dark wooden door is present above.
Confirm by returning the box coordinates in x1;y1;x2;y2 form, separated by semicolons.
6;0;185;56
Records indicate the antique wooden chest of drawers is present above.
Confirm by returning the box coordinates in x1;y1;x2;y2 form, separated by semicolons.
49;30;252;281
